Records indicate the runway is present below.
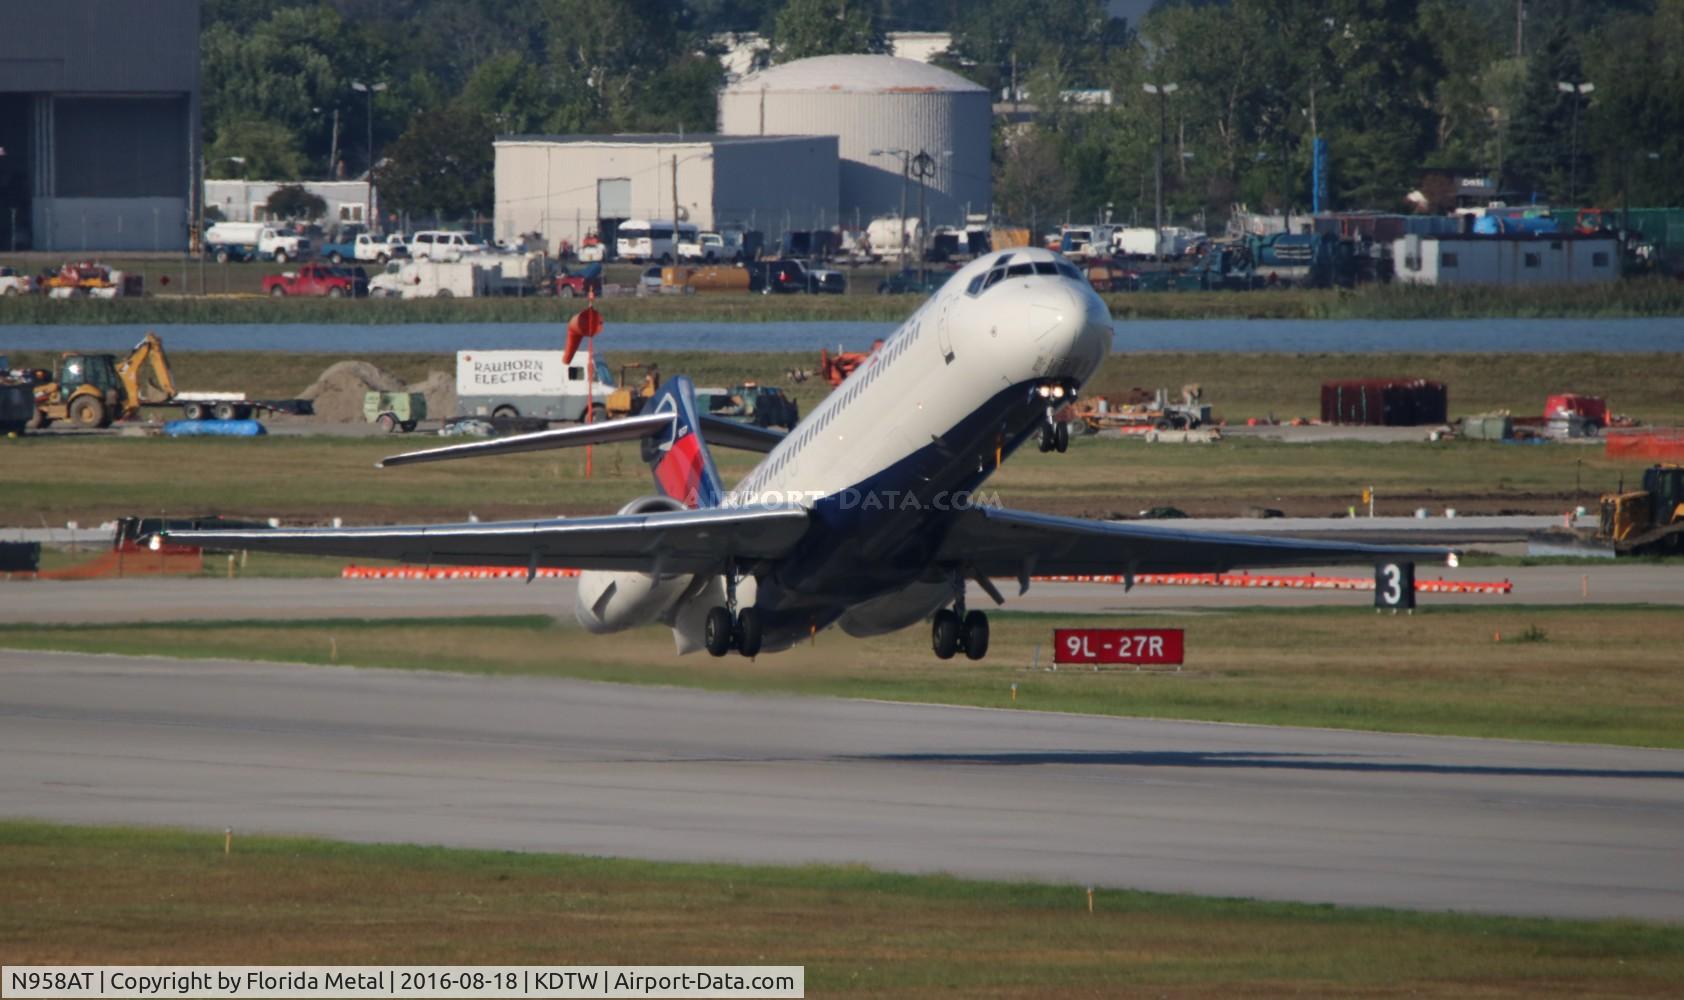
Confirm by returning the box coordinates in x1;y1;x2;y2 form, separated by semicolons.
3;561;1681;625
3;649;1681;922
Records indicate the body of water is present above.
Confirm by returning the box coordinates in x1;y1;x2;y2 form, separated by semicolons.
3;317;1682;354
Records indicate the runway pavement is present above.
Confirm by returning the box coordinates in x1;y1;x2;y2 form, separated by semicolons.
2;562;1680;625
3;649;1681;922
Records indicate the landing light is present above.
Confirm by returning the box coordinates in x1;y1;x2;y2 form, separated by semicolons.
1051;385;1067;398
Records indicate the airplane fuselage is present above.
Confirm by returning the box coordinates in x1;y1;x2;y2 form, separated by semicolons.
721;248;1113;651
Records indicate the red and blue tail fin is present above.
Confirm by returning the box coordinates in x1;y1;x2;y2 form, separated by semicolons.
640;375;725;509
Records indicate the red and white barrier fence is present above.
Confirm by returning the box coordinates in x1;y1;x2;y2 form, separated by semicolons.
341;565;1511;594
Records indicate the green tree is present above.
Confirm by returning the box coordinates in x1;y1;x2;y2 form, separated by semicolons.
206;119;308;180
378;105;495;220
264;184;328;221
769;0;887;61
1584;0;1684;207
1505;24;1587;203
996;126;1074;229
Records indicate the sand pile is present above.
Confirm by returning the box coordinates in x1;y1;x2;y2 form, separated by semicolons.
300;361;407;422
407;370;457;420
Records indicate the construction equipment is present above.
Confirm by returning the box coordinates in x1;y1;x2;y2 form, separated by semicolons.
694;383;799;429
818;340;884;387
1599;465;1684;555
1069;385;1212;433
364;391;426;433
606;363;661;417
28;333;310;428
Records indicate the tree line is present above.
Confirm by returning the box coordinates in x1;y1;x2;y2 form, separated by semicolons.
201;0;1684;227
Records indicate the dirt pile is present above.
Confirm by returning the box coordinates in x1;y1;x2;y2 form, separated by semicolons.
299;361;407;423
407;370;457;421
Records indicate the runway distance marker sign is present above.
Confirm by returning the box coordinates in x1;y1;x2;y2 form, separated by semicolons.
1054;628;1184;666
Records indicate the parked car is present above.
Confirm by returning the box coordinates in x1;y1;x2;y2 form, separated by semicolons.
805;262;846;294
262;263;367;298
410;230;488;261
554;262;604;298
639;265;664;290
755;259;810;294
0;265;36;296
321;231;406;265
876;269;951;295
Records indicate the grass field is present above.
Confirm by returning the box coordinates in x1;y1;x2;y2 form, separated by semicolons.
4;267;1684;323
11;348;1684;427
5;821;1678;996
5;606;1681;748
0;428;1656;526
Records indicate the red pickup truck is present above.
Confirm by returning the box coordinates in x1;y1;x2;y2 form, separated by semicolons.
262;264;368;298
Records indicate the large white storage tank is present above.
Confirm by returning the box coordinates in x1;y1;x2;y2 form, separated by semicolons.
719;55;990;230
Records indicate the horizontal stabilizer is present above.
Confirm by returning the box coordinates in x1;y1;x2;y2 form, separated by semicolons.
698;415;785;454
377;413;674;468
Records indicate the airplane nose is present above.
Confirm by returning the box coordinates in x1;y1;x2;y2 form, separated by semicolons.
1031;284;1112;376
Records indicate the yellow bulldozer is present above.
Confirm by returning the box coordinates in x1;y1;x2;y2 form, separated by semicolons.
1599;465;1684;555
30;332;176;429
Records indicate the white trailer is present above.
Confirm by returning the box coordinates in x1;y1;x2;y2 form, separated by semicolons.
1392;234;1619;287
455;350;615;422
377;259;492;299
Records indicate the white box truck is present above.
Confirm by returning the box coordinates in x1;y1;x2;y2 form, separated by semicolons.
375;259;491;298
455;350;615;421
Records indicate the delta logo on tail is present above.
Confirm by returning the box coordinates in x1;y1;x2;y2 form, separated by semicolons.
642;376;724;509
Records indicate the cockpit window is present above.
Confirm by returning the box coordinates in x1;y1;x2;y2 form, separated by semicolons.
991;252;1014;268
966;274;985;295
981;267;1007;290
1055;261;1082;279
1006;262;1034;277
1034;261;1058;275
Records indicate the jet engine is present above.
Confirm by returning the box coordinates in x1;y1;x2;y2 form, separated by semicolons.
573;495;693;633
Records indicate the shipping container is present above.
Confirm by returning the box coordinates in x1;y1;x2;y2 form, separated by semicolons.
1321;379;1448;426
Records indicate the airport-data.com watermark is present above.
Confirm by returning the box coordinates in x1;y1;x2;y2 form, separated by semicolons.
725;488;1001;512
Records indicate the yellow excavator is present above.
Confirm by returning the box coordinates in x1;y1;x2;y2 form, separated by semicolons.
30;332;177;429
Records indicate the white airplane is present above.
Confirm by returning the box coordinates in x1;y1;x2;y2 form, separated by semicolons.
166;246;1447;660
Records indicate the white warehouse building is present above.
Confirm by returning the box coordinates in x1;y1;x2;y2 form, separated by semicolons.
719;55;991;229
493;134;838;256
204;179;377;226
1391;234;1620;287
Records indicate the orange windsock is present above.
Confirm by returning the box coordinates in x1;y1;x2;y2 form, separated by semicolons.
563;304;604;363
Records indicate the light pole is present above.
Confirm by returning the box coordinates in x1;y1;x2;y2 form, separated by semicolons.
911;150;937;276
1143;82;1178;254
352;81;388;228
670;151;713;248
1556;80;1593;205
871;148;912;261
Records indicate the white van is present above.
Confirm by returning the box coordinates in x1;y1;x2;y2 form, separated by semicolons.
410;230;488;261
616;219;696;263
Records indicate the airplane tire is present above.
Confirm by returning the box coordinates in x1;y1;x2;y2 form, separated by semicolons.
704;607;734;657
735;607;763;658
931;609;960;660
961;611;990;661
1055;421;1070;453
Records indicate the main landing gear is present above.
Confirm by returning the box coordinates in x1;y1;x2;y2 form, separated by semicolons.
932;585;989;661
704;570;762;658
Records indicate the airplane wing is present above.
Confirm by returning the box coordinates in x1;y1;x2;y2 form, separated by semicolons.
938;506;1453;583
161;505;811;575
378;412;783;468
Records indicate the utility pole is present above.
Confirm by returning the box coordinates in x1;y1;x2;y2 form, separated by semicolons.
352;81;388;228
1143;82;1178;255
672;154;680;231
912;150;935;277
1557;80;1594;205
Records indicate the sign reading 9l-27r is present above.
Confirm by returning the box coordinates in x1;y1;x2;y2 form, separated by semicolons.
1055;628;1185;665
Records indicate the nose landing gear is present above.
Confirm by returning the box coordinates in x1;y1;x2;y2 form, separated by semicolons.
1035;382;1073;454
704;569;763;658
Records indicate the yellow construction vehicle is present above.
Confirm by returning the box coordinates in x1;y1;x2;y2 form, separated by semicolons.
30;332;176;429
606;363;661;417
1600;465;1684;555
